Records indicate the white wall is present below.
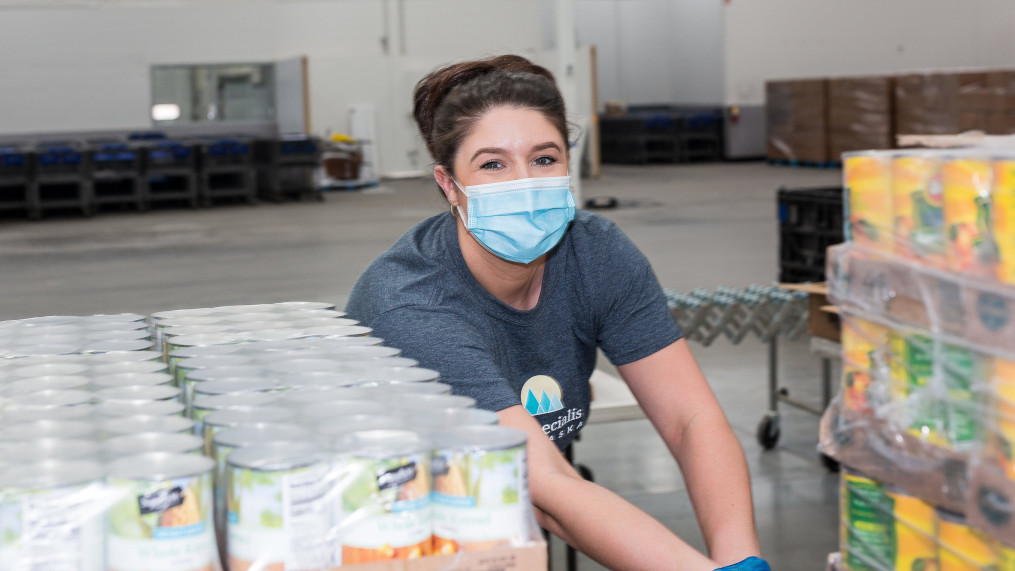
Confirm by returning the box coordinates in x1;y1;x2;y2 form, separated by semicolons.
723;0;1015;106
574;0;724;108
0;0;549;175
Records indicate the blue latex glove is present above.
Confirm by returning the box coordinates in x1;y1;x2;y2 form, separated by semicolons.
715;556;771;571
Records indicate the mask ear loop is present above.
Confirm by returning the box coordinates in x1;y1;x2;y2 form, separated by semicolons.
451;178;467;223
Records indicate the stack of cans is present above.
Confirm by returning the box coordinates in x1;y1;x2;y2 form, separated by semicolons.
0;303;537;571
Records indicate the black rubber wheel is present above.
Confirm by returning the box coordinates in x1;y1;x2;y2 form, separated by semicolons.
820;453;840;472
757;415;780;450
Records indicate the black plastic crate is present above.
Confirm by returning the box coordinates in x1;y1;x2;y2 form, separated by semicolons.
777;186;844;283
0;147;30;178
34;142;87;175
90;142;141;173
144;141;194;169
197;138;253;167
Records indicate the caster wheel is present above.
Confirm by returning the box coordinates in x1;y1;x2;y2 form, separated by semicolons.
820;453;840;473
757;414;780;450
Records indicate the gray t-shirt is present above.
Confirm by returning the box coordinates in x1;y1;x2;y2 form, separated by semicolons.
345;210;683;450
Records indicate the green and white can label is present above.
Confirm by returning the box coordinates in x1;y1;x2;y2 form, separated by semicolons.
107;473;214;571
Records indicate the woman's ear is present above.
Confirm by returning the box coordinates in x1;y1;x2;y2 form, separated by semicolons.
433;165;459;206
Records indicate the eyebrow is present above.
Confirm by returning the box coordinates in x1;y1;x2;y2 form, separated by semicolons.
469;142;563;163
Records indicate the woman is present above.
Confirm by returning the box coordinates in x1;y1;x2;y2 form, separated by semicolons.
346;55;767;571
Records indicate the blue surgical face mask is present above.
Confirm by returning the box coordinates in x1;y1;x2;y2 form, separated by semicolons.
453;175;575;264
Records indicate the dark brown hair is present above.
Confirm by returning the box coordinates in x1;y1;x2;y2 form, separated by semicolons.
413;55;568;175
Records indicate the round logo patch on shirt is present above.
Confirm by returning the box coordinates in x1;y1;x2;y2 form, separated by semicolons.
521;375;564;416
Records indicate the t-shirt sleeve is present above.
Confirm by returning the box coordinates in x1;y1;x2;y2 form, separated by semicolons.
367;305;521;413
593;224;683;366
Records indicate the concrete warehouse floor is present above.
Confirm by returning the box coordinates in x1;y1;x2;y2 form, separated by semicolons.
0;161;843;569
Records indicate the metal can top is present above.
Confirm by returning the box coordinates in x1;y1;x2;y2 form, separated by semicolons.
192;392;282;412
407;408;500;430
389;393;477;412
93;400;186;418
227;441;331;471
287;317;360;329
105;432;205;457
102;414;195;436
91;360;168;376
84;339;154;353
0;403;95;423
356;356;418;369
316;415;409;437
175;354;251;372
4;438;103;462
85;328;150;342
299;399;388;421
361;382;452;399
279;387;374;406
80;319;149;332
9;362;89;378
276;371;365;390
80;313;146;324
3;375;91;395
94;384;180;404
327;345;402;360
265;358;342;375
0;459;105;489
168;344;243;362
107;451;214;481
87;350;164;363
8;389;93;409
214;422;311;449
92;372;174;389
151;307;221;321
167;333;243;349
187;366;266;383
193;378;278;397
0;420;98;441
312;325;373;338
202;406;293;430
270;301;338;312
331;429;429;458
429;425;527;451
351;367;440;385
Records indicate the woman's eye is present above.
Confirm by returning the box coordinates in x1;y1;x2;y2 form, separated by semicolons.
533;156;557;167
480;160;503;170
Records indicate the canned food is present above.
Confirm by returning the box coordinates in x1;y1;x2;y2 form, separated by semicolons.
9;362;88;378
94;385;181;405
309;325;373;338
105;432;205;459
937;508;997;570
271;301;338;312
3;438;102;462
430;426;530;553
0;420;98;441
993;157;1015;285
841;318;889;413
942;156;996;276
84;339;154;353
841;469;893;570
3;374;91;395
332;429;433;563
279;387;374;406
888;331;947;445
0;403;94;423
408;408;499;431
201;407;294;455
991;358;1015;479
86;349;164;363
360;382;453;400
92;372;175;389
352;367;441;385
92;360;169;376
190;393;283;436
886;486;937;571
192;378;278;398
845;151;894;252
175;355;251;387
0;460;106;570
106;452;216;571
184;366;267;408
299;399;388;423
316;415;410;442
276;372;366;390
389;393;477;411
226;442;332;570
102;415;196;437
93;400;186;418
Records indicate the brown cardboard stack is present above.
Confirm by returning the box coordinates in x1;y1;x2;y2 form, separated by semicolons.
983;70;1015;134
766;79;829;163
828;76;894;159
894;72;961;136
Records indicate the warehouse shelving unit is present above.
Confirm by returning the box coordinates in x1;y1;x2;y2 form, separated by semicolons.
195;138;256;206
255;135;322;202
140;140;199;209
29;142;92;218
0;146;31;216
599;105;724;164
89;141;143;212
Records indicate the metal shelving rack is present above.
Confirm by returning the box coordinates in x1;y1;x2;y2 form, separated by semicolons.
29;142;92;218
255;135;322;202
0;146;31;216
195;138;256;206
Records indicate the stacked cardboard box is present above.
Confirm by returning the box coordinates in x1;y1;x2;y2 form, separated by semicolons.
828;76;894;159
766;79;829;163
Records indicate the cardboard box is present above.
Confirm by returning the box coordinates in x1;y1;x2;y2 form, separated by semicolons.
778;282;840;342
343;542;548;571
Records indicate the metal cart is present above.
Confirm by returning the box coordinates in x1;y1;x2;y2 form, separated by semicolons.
89;141;143;212
195;138;256;206
29;142;92;218
0;146;31;217
255;135;323;202
141;140;198;209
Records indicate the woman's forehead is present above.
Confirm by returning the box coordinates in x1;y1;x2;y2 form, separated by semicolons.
460;107;564;156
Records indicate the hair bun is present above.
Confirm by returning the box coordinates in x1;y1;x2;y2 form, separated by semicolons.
413;55;557;152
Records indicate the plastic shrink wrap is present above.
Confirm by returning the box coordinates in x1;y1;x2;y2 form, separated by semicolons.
824;148;1015;569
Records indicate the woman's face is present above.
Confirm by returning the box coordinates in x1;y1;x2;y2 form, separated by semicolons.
440;105;568;211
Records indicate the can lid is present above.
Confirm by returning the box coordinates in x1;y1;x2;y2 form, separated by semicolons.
151;308;220;321
203;406;293;427
168;344;243;360
187;366;266;383
92;361;168;375
357;356;418;369
407;408;500;430
94;384;180;403
352;367;440;384
228;441;330;470
266;358;345;375
4;438;103;462
87;350;164;363
275;371;365;389
0;403;94;423
107;452;214;480
313;325;373;338
328;345;401;359
363;382;452;398
93;372;174;389
192;392;281;411
214;423;311;448
103;414;195;435
300;399;387;420
429;425;527;450
0;459;105;489
175;355;251;371
271;301;338;312
194;378;278;396
4;375;91;394
0;420;97;441
389;393;476;411
105;432;204;456
93;400;186;417
317;415;408;436
84;339;154;353
10;362;89;378
85;329;150;342
168;333;242;348
279;387;373;405
9;389;93;408
332;429;429;457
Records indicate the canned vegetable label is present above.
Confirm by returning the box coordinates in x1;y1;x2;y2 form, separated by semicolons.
892;154;945;265
942;157;996;276
993;159;1015;285
938;510;998;570
841;470;894;571
107;462;214;571
845;152;893;252
887;487;936;571
841;318;887;413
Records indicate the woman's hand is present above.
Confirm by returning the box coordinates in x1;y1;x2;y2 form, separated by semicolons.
618;339;763;566
498;405;718;571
